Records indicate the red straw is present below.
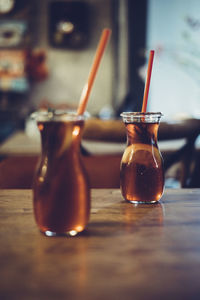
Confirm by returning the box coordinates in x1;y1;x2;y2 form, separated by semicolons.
77;28;111;115
142;50;155;113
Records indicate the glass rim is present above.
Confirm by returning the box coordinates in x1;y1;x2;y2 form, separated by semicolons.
120;112;163;117
31;109;89;122
120;112;163;123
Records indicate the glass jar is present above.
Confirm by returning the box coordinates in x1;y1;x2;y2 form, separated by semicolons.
32;110;90;236
120;112;164;204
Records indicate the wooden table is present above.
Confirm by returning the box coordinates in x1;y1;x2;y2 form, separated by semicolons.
1;188;200;299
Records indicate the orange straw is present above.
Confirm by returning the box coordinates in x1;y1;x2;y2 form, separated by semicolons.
141;50;155;113
77;28;111;115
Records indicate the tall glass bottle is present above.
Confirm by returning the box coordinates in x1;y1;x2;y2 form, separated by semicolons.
32;110;90;236
120;112;164;204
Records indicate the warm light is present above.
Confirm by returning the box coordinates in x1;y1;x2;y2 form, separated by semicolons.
38;124;44;131
157;193;162;200
69;230;78;236
38;176;44;183
39;157;47;182
57;21;74;34
72;126;80;136
76;225;84;232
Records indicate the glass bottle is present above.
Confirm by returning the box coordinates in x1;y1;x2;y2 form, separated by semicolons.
32;110;90;236
120;112;164;204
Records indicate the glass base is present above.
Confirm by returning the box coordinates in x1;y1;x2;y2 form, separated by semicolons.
126;199;159;204
43;230;80;237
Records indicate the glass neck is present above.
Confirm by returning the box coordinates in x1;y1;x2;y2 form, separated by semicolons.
39;120;84;157
125;121;160;146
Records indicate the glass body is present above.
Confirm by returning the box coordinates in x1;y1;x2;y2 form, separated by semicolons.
120;112;164;204
32;110;90;236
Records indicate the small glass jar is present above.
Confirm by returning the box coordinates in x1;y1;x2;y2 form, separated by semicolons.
120;112;164;204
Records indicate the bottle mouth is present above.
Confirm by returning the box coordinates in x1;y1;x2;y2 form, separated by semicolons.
31;109;90;122
120;112;163;123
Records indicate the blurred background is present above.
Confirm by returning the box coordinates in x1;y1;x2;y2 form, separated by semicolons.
1;0;200;140
0;0;200;189
0;0;114;142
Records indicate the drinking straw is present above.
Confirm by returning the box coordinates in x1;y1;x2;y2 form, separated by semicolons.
141;50;155;113
77;28;111;115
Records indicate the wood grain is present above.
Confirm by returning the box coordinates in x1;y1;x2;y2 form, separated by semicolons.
1;189;200;299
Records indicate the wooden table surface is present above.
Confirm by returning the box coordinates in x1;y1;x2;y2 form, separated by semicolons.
1;189;200;299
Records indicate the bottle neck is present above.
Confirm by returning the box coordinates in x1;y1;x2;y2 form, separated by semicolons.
125;121;159;146
39;120;84;157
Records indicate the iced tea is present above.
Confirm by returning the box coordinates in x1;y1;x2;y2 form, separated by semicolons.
120;112;164;203
32;111;90;236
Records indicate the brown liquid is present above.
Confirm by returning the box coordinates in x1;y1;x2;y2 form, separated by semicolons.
33;120;90;234
120;122;164;203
